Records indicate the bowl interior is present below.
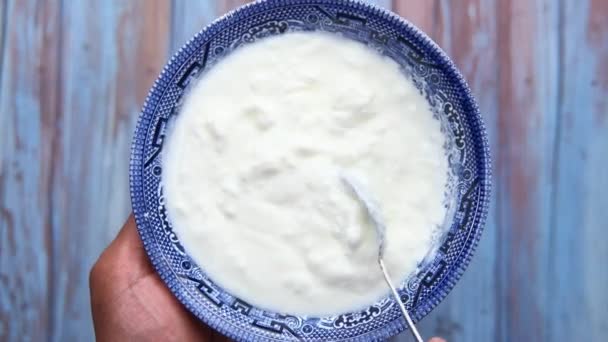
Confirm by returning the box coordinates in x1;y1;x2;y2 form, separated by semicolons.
129;1;491;341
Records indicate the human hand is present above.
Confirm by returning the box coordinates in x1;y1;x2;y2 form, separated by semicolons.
90;215;445;342
89;215;229;341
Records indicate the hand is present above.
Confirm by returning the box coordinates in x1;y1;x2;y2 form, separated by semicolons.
89;215;229;341
90;215;446;342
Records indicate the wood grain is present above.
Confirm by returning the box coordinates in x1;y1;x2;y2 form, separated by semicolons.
170;0;219;54
549;0;608;340
49;1;170;340
0;0;5;85
216;0;251;16
392;0;437;40
495;0;560;340
0;0;60;340
1;1;607;341
409;1;499;341
364;0;392;9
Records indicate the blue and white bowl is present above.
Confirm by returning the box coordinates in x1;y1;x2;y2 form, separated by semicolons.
129;0;492;340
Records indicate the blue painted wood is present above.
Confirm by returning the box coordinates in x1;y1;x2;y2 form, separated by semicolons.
364;0;392;9
49;1;170;341
216;0;251;16
1;0;608;341
410;1;500;341
170;0;219;54
495;0;560;341
392;1;500;341
0;0;5;80
548;0;608;340
392;0;436;39
0;0;60;340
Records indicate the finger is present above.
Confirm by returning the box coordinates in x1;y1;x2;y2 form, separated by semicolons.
116;218;231;341
428;338;446;342
112;214;146;256
105;214;152;273
90;215;153;296
182;309;231;342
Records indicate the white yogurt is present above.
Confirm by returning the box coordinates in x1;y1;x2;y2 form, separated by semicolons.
163;32;448;316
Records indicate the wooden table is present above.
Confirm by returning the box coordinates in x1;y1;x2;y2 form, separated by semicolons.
1;0;606;341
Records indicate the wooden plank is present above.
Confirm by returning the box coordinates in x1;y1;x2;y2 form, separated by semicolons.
216;0;251;17
549;0;608;340
0;0;5;83
50;1;170;340
170;0;254;54
407;1;499;341
170;0;219;53
392;0;438;40
494;0;560;341
364;0;392;9
0;0;61;340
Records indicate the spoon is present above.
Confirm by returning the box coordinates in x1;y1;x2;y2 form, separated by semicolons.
340;173;424;342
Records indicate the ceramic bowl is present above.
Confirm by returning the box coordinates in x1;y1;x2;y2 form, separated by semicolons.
129;0;492;340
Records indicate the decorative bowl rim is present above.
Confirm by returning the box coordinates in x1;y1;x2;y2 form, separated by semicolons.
129;0;492;341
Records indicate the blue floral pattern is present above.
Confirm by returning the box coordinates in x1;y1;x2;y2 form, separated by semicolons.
129;1;492;341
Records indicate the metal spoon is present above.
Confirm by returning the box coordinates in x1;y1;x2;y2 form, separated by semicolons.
340;173;423;342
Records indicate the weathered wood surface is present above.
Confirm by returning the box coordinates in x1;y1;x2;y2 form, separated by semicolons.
548;0;608;341
495;0;558;340
49;2;170;341
391;1;500;341
171;0;219;53
0;1;60;341
0;1;606;341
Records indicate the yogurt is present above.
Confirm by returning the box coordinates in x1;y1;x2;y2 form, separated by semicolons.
163;32;448;316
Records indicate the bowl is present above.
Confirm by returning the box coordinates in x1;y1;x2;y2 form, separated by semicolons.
129;0;492;340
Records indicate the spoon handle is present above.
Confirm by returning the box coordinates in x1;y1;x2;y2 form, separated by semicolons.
379;259;423;342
